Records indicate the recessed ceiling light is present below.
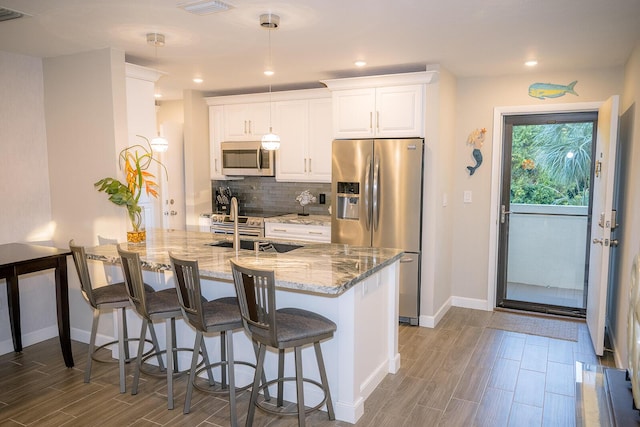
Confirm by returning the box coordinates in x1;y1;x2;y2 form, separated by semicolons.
154;93;162;98
525;60;538;67
264;69;274;76
193;77;203;83
354;60;366;67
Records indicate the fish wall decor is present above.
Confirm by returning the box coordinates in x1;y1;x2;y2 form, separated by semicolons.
466;128;486;176
528;81;578;99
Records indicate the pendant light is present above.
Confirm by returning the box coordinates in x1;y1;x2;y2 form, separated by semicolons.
260;13;280;151
151;134;169;152
147;32;169;152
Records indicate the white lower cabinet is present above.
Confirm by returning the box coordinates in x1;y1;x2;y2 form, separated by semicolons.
265;222;331;243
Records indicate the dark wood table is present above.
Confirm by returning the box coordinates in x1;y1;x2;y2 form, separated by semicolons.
0;243;74;367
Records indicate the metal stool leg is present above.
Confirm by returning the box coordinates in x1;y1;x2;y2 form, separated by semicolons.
314;341;335;420
132;319;148;395
247;343;266;427
294;347;305;427
117;307;126;393
166;318;175;410
277;348;285;407
183;331;202;414
226;330;238;427
84;309;100;384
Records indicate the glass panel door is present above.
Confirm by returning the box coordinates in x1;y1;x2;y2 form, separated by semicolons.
497;112;598;316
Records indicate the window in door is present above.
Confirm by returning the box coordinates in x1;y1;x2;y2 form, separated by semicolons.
496;112;598;316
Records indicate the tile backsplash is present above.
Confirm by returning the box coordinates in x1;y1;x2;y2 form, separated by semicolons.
211;177;331;216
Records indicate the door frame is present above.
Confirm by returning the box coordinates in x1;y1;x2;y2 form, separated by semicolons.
487;101;604;311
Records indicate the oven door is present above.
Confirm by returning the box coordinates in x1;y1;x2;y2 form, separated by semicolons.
221;141;275;176
210;223;264;238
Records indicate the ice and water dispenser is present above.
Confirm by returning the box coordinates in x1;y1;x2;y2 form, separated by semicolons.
336;182;360;220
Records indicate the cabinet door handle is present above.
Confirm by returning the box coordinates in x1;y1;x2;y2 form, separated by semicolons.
214;158;218;172
304;158;307;173
369;112;373;130
244;120;248;134
248;120;252;134
376;111;380;132
273;228;287;232
308;158;312;173
309;231;323;235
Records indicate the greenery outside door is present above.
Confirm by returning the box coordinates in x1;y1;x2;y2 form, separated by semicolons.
497;112;598;316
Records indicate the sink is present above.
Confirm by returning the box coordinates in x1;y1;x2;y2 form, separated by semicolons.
207;239;302;253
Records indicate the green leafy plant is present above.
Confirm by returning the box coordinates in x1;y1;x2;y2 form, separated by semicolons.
95;135;167;231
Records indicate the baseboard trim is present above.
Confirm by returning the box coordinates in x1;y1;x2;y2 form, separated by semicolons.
419;297;452;328
451;296;490;311
0;325;59;357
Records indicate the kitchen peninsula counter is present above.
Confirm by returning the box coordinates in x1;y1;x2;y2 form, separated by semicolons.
85;229;402;424
85;228;399;295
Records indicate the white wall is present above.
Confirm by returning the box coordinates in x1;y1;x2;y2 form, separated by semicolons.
450;68;624;314
44;48;129;344
0;51;57;353
608;42;640;368
182;90;212;230
420;67;457;326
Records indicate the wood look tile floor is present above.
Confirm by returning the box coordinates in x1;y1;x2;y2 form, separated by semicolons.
0;307;616;426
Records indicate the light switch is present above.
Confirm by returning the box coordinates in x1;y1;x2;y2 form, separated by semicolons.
464;190;472;203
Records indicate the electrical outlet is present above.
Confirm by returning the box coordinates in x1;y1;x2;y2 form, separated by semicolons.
319;193;326;204
464;190;472;203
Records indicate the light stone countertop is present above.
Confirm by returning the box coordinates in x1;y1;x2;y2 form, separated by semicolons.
85;229;402;296
264;214;331;227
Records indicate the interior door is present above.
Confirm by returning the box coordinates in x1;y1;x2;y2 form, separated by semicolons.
159;122;186;230
586;95;620;356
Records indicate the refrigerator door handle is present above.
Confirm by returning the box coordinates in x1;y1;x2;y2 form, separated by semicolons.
373;156;380;231
364;155;372;231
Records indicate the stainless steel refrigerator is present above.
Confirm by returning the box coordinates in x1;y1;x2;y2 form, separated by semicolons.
331;138;423;325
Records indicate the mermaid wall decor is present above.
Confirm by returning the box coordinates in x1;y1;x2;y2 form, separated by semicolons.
466;128;487;176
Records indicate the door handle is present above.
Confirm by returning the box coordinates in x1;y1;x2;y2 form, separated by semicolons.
611;239;619;247
364;156;372;231
593;238;612;246
372;157;380;231
500;205;511;224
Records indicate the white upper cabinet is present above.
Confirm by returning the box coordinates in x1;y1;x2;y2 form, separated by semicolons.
275;96;332;183
321;70;438;139
208;105;225;180
223;102;271;141
331;85;424;139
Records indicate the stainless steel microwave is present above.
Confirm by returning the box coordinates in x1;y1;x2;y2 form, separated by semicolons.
220;141;275;176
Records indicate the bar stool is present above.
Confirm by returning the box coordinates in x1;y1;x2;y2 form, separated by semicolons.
69;240;159;393
169;254;250;424
230;259;336;427
118;245;203;410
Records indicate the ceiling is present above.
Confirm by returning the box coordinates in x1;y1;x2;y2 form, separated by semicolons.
1;0;639;100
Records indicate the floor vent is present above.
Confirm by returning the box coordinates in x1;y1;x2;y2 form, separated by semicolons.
0;7;24;22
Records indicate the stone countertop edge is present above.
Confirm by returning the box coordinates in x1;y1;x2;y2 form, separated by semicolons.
85;229;403;296
264;214;331;227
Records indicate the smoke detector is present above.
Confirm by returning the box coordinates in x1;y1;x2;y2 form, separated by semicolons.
178;0;233;15
260;13;280;29
147;33;165;47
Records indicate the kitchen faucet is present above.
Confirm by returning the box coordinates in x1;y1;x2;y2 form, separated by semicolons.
229;197;240;254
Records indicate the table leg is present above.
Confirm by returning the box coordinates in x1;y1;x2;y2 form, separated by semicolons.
55;256;74;367
6;272;22;352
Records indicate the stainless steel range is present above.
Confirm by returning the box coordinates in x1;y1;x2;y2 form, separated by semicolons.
210;213;265;237
208;210;288;237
